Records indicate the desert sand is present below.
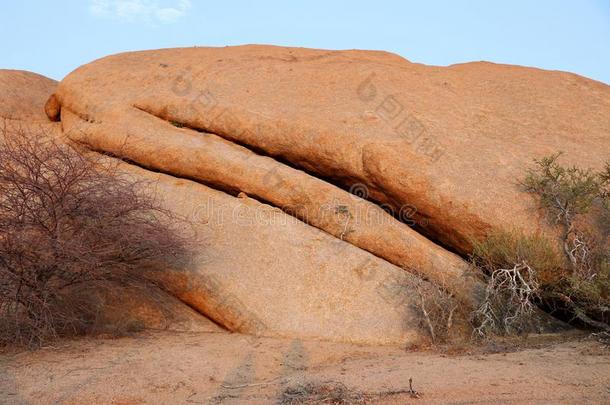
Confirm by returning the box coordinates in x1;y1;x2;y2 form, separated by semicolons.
1;331;609;404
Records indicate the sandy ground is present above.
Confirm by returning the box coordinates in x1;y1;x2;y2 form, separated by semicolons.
0;331;609;404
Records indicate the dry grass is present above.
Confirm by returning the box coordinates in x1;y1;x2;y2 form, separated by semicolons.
280;381;366;404
279;379;421;404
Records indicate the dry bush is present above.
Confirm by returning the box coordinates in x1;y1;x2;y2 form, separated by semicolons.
471;261;540;338
550;262;609;331
470;232;558;338
0;124;188;347
413;281;460;344
472;231;563;285
522;152;609;271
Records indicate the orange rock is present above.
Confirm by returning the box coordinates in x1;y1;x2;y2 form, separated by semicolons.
0;70;56;122
57;104;477;304
2;68;444;345
119;163;439;344
50;45;610;254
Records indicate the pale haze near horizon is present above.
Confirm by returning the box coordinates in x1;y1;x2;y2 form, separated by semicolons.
1;0;609;84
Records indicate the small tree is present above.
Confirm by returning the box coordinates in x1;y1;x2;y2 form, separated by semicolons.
521;152;610;271
470;154;609;338
0;124;188;346
522;153;609;331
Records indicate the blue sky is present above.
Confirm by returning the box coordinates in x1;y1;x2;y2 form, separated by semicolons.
1;1;609;83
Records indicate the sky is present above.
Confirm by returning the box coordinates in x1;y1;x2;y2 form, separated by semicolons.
1;1;609;84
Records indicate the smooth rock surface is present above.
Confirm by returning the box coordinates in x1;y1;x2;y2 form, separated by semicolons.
57;105;477;303
3;69;441;345
118;161;439;344
50;45;610;253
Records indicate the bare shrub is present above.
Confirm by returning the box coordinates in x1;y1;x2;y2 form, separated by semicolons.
0;124;188;347
469;232;558;338
414;282;459;344
472;261;540;338
472;231;563;284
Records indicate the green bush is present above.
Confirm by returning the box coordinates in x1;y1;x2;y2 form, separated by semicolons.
522;153;609;224
471;153;610;337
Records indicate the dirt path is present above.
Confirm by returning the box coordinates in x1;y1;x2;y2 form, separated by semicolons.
0;331;608;404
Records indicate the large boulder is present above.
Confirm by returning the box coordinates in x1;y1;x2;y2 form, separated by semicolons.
2;69;443;345
50;48;483;304
56;103;476;303
49;45;610;255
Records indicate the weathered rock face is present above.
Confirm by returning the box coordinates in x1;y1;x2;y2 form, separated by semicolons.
83;284;225;334
56;101;477;305
2;69;445;345
50;49;484;305
120;164;437;344
50;45;610;255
